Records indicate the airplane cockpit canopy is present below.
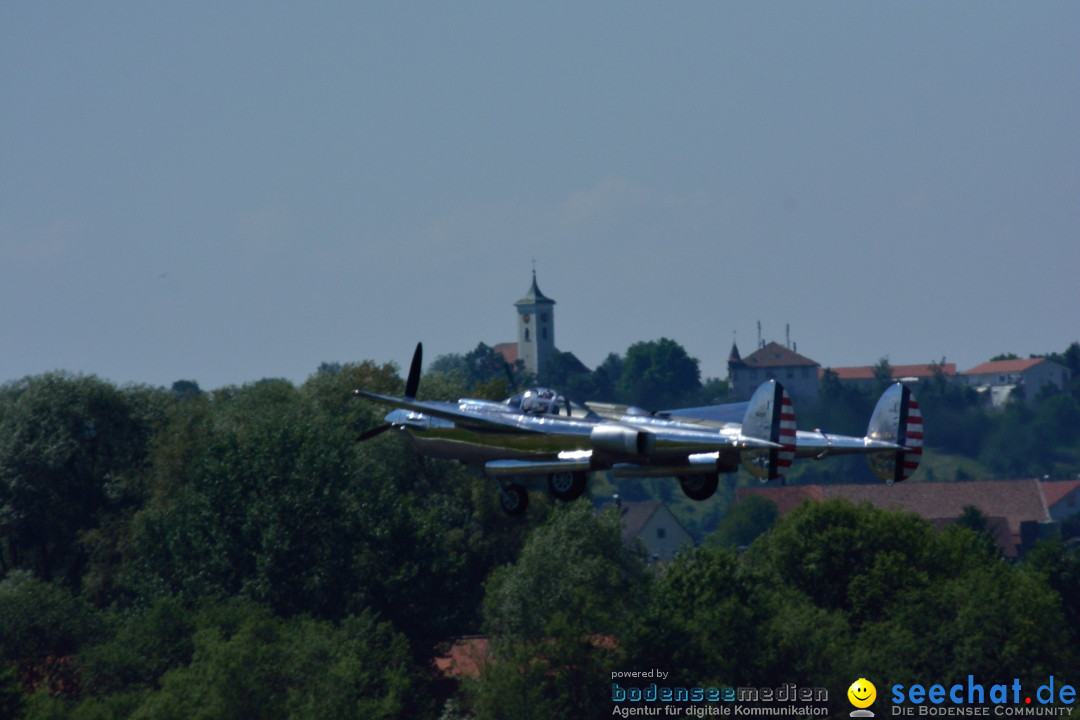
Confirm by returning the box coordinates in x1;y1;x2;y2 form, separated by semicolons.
505;388;566;415
504;388;598;419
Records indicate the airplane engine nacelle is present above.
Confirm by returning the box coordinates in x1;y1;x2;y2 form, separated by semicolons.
590;424;654;458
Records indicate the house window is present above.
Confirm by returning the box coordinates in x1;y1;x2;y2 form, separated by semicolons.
656;527;666;539
524;329;530;342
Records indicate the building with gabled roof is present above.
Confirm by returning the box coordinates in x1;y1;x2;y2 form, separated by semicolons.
1042;480;1080;522
728;341;820;403
962;357;1070;407
595;499;694;562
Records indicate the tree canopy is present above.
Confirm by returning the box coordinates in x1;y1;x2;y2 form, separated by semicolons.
1;340;1078;718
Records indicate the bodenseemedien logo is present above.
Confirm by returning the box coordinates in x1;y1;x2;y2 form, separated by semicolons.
848;678;876;717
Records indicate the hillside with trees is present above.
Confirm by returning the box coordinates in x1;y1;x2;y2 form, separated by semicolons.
1;340;1078;718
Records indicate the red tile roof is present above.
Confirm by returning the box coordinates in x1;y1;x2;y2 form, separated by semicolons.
822;480;1048;536
825;363;957;381
736;479;1051;554
1041;480;1080;509
734;485;825;516
927;515;1017;557
434;634;616;679
434;636;490;678
493;342;519;365
964;358;1046;375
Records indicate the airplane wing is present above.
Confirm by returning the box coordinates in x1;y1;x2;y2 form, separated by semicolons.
354;390;541;434
582;401;644;420
585;400;750;426
658;401;750;426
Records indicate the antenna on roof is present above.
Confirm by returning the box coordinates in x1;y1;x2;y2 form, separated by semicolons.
786;324;790;350
757;321;762;349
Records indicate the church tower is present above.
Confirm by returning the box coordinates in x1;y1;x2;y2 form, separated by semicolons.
514;271;556;380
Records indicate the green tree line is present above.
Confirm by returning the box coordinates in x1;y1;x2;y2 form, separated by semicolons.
1;339;1078;718
430;337;730;410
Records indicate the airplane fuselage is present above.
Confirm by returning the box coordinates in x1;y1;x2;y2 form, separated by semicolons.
383;400;750;472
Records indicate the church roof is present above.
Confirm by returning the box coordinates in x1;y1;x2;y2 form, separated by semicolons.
515;271;555;307
741;342;819;369
493;342;519;365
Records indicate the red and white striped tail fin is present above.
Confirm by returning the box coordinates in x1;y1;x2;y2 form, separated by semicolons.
777;389;797;475
867;384;923;485
901;393;923;480
740;380;796;482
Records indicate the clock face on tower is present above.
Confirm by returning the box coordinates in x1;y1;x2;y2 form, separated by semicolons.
522;314;531;323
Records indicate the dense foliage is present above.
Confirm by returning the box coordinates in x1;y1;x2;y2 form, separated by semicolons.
1;340;1078;718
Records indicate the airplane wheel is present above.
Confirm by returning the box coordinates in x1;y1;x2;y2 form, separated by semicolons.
500;483;529;516
679;474;719;501
548;471;587;501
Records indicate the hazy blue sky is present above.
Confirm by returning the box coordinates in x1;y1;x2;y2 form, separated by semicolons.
3;3;1078;390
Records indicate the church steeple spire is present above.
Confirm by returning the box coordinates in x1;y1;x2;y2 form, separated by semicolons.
516;269;554;307
514;270;556;380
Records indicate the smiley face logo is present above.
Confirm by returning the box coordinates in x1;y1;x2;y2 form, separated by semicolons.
847;678;876;709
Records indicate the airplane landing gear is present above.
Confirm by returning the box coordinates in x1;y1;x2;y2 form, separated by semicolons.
498;482;529;516
547;471;587;502
678;474;719;501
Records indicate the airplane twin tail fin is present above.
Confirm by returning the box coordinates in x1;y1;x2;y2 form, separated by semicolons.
867;383;923;485
739;380;796;483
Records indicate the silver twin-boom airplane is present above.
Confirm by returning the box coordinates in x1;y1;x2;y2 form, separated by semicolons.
355;343;923;515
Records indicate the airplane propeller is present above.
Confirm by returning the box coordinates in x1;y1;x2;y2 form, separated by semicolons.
356;342;423;442
404;342;422;399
